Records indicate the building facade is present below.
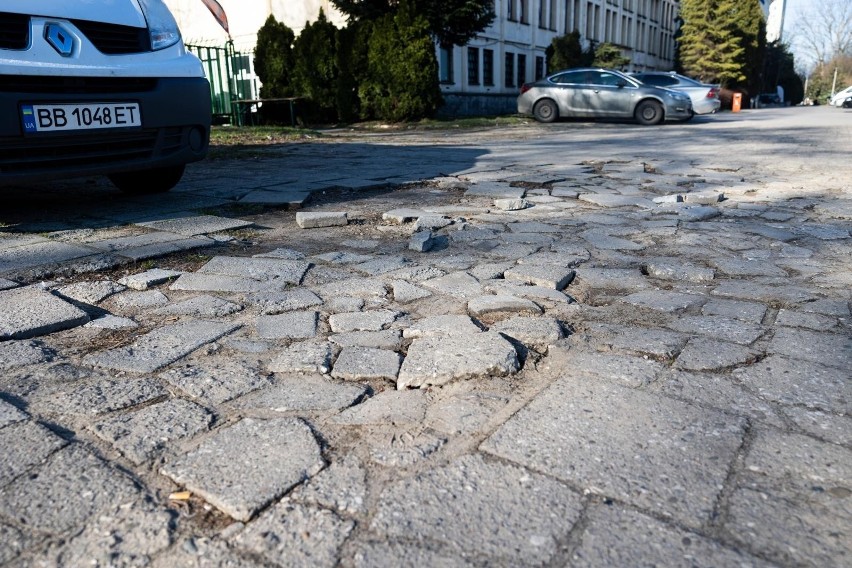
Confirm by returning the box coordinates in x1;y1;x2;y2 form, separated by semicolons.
440;0;680;115
164;0;680;117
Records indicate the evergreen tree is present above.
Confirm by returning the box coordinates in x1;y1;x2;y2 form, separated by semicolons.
678;0;745;85
591;43;630;69
764;42;804;104
335;20;371;122
291;9;339;123
359;0;442;121
332;0;494;46
253;15;295;99
546;30;591;72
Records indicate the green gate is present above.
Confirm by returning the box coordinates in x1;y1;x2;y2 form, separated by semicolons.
186;42;258;125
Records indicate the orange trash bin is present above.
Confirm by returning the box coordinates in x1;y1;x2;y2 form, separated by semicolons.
732;92;742;112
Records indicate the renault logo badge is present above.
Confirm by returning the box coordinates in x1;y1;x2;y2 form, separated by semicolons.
45;23;74;57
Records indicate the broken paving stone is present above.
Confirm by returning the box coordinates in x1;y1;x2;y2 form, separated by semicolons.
482;379;745;531
421;271;483;299
235;501;354;566
402;315;482;339
571;268;649;297
331;346;402;382
168;273;275;293
296;211;348;229
246;288;323;315
30;375;167;417
368;429;447;467
118;269;183;290
0;444;140;534
161;418;325;522
330;329;402;350
152;295;243;318
484;281;573;305
332;389;428;426
574;323;687;360
159;359;272;405
109;290;170;311
580;229;646;251
256;311;318;340
767;328;851;369
92;398;213;465
570;503;765;568
234;375;368;414
774;309;839;331
326;296;366;313
55;280;125;305
0;339;54;370
371;454;582;565
353;256;410;276
268;341;334;374
619;290;707;313
667;315;766;345
674;337;759;371
292;455;368;515
701;299;768;323
493;198;529;211
34;501;173;568
397;332;519;389
504;264;575;290
0;286;90;340
137;215;252;236
409;231;435;252
732;355;849;414
197;256;310;284
83;320;241;374
413;215;452;231
252;247;306;260
563;349;666;388
382;208;426;224
467;294;542;319
0;421;68;486
644;260;715;283
0;399;28;428
329;309;399;333
391;280;432;304
490;316;564;352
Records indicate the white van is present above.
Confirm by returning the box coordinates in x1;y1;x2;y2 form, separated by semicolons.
829;85;852;107
0;0;210;193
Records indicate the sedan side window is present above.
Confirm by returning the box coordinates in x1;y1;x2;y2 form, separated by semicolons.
592;72;623;87
551;71;585;85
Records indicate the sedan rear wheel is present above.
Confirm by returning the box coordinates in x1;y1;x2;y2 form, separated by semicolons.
635;100;664;126
533;99;558;123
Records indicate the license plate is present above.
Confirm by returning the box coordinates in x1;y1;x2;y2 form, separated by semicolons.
21;102;141;133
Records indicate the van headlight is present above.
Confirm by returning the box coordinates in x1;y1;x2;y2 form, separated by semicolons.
137;0;182;50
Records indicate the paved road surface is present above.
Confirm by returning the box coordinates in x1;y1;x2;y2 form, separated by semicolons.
0;106;850;567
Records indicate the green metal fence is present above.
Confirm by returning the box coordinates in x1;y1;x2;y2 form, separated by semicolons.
186;42;259;125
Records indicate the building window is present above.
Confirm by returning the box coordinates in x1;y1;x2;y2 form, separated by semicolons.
505;52;515;88
549;0;557;29
439;44;454;84
508;0;516;21
467;47;480;85
484;49;494;86
517;53;527;87
539;0;547;28
535;55;545;80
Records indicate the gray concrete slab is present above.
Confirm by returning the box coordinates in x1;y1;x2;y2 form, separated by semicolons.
83;319;240;373
483;379;746;530
0;286;90;340
160;418;324;522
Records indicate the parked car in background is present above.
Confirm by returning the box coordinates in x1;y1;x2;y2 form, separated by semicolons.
842;96;852;109
829;85;852;107
0;0;211;194
754;93;785;108
518;68;693;126
629;71;721;115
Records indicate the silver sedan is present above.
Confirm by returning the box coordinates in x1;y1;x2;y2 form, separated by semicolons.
517;68;693;125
